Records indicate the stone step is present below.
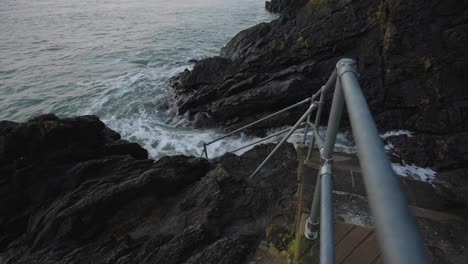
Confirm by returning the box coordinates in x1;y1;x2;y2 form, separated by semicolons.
335;223;381;264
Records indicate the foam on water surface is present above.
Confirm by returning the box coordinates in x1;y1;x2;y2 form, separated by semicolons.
391;163;437;183
381;130;414;139
383;130;437;182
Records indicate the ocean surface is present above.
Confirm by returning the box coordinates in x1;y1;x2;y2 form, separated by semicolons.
0;0;277;158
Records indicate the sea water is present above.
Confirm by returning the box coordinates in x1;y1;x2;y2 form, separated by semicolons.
0;0;277;158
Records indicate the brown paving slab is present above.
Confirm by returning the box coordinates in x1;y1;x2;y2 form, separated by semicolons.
334;223;355;245
335;226;371;263
296;223;380;264
341;232;380;264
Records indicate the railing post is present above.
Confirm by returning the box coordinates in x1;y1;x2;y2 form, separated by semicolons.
304;175;321;239
202;143;208;159
320;161;334;264
338;58;428;264
321;63;346;160
306;85;326;161
302;122;309;145
305;66;345;241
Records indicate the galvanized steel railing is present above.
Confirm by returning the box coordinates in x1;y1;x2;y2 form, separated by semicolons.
302;59;428;264
200;58;428;264
199;92;321;161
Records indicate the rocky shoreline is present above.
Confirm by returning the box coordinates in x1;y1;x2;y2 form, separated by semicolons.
0;114;297;263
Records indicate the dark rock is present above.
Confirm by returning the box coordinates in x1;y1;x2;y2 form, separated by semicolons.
0;115;297;263
184;235;253;264
105;140;148;160
219;22;272;60
387;132;468;171
438;169;468;218
0;114;150;254
265;0;308;16
192;112;216;128
388;134;436;167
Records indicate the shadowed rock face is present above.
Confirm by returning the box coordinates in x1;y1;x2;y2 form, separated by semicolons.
0;115;297;264
265;0;308;15
170;0;468;172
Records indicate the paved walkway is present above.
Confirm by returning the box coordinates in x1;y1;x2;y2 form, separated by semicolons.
292;145;464;264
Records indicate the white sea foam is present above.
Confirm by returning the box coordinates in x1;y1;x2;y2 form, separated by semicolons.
391;163;437;182
105;115;265;159
378;130;437;182
81;57;277;160
384;141;394;152
381;130;414;139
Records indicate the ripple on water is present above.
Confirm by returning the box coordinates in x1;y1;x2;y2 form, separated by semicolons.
40;45;67;52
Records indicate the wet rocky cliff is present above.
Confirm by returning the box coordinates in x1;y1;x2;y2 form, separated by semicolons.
171;0;468;175
0;115;297;263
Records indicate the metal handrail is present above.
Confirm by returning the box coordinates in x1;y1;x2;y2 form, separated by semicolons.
249;101;318;178
229;127;293;153
303;59;428;264
197;58;428;264
200;91;321;159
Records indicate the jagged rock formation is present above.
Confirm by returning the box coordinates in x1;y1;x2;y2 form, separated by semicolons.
0;115;297;263
171;0;468;197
